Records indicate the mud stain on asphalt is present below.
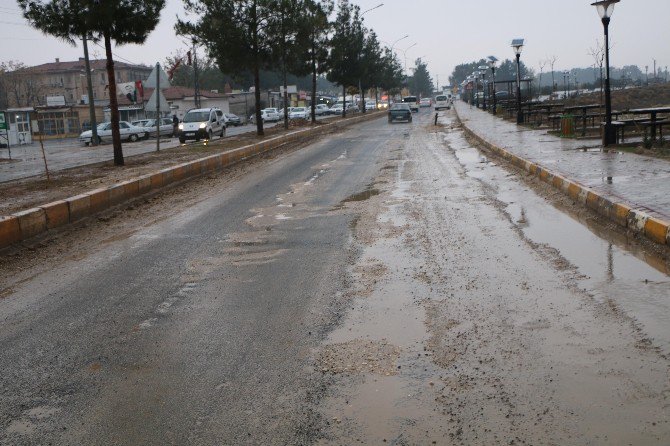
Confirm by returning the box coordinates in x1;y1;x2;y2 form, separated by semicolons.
316;111;670;444
340;187;380;204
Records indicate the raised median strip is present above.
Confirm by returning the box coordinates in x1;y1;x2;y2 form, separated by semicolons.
455;112;670;247
0;112;383;250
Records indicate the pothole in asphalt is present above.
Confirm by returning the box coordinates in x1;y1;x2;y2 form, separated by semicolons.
340;188;380;204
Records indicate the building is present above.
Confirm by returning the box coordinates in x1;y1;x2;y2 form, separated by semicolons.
0;58;152;140
3;57;152;108
115;86;230;122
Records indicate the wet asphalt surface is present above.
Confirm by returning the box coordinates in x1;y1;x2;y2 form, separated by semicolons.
456;102;670;220
1;109;669;444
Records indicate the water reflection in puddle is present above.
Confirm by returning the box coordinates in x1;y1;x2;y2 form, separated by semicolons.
448;129;670;353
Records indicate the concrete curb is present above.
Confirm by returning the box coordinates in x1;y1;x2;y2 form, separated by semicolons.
0;112;384;250
454;109;670;247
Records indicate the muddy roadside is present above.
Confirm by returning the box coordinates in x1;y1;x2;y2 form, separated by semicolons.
1;119;332;216
311;114;670;444
455;121;670;268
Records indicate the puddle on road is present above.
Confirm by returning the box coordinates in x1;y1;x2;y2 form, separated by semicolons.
447;126;670;353
340;188;380;204
318;151;451;443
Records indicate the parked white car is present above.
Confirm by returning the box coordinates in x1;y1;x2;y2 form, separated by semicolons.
79;121;149;146
365;101;377;111
249;108;281;124
288;107;309;119
329;103;344;115
314;104;330;115
141;118;175;137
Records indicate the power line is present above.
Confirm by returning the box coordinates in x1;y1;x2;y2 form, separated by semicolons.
0;36;43;41
0;20;30;26
90;40;141;66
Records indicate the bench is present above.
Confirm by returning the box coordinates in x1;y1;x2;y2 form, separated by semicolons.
640;119;670;141
607;118;653;143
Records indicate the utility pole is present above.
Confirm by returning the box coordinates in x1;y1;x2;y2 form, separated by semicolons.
193;39;200;109
155;63;160;152
82;35;98;146
653;59;657;81
645;65;649;85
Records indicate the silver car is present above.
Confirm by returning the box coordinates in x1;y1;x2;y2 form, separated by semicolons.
141;118;175;137
79;121;149;146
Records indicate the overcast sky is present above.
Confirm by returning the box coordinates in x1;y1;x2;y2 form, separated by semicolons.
1;0;668;85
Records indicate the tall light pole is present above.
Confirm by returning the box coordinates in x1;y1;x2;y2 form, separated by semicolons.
488;56;498;114
388;34;409;106
402;43;417;74
478;65;488;110
563;70;569;98
512;39;525;124
358;3;384;112
592;0;619;146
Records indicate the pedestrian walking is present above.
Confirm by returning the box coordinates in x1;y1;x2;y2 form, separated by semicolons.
172;114;179;137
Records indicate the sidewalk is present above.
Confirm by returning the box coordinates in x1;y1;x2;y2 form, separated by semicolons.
454;101;670;221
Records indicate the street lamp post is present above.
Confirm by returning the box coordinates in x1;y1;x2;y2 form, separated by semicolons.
563;70;569;99
478;65;488;110
470;76;475;105
592;0;619;146
567;71;571;97
358;3;384;113
402;43;417;74
488;56;498;115
511;39;525;124
473;72;480;108
388;34;409;107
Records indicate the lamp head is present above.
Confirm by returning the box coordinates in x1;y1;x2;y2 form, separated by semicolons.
591;0;619;19
511;39;525;56
487;56;498;68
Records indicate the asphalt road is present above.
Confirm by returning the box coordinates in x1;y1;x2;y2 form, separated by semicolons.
1;109;669;445
0;112;394;445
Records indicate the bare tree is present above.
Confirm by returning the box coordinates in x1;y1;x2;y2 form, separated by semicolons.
548;55;557;98
588;40;605;107
537;59;547;99
0;61;45;108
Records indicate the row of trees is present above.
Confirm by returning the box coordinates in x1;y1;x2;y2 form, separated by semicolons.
164;53;336;93
177;0;405;137
451;52;667;101
19;0;165;165
449;59;533;89
19;0;406;166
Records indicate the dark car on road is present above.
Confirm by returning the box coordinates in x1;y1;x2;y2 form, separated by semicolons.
388;103;412;123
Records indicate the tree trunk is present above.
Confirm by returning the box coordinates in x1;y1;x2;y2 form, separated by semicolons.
104;32;123;166
254;65;263;137
283;65;289;130
360;81;366;114
342;85;346;118
82;35;98;146
310;41;317;124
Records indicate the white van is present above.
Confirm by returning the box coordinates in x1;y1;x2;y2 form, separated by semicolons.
434;94;452;111
401;96;420;112
178;107;226;143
